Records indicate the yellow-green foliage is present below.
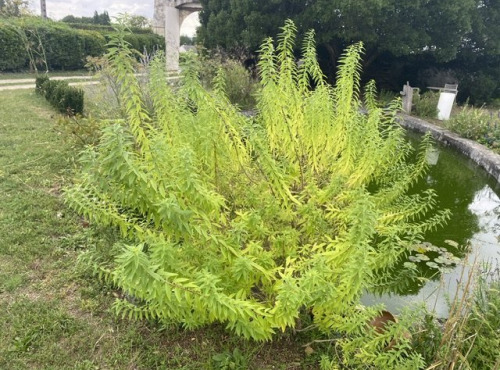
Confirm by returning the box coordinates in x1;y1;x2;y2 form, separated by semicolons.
66;21;449;344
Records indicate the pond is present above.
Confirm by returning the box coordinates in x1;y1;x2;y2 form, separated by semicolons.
362;132;500;317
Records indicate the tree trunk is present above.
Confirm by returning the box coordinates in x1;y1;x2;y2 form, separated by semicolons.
322;43;339;81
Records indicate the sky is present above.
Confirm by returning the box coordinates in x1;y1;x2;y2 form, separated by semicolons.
29;0;200;36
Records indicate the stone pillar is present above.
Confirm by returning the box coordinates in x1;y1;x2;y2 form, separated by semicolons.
401;82;414;114
40;0;47;19
153;0;166;36
165;5;180;72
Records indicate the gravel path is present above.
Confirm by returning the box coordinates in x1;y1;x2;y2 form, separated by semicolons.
0;75;100;91
0;74;178;91
0;80;100;91
0;75;95;85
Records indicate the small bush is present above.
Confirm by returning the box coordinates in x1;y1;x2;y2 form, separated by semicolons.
413;91;439;118
54;115;102;147
42;79;59;97
61;86;84;115
222;60;257;109
37;77;84;115
35;75;49;94
191;53;258;110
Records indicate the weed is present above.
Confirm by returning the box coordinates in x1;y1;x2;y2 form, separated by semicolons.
445;104;500;152
413;91;439;118
413;258;500;369
210;348;249;369
378;89;398;107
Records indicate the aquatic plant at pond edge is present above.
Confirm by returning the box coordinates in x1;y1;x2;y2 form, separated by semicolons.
445;104;500;152
65;20;449;361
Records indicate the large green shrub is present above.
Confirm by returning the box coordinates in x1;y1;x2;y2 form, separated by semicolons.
67;23;446;367
0;23;26;70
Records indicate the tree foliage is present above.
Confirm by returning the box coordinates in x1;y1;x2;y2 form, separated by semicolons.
199;0;479;64
122;15;151;30
0;0;30;17
198;0;500;104
67;21;448;355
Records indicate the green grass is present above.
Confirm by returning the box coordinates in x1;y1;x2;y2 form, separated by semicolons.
0;89;332;369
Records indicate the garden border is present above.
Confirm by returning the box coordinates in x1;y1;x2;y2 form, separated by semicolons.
399;114;500;183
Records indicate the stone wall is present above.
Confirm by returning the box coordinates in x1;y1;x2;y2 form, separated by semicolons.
399;114;500;183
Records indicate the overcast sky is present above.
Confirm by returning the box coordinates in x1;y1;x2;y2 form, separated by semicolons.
30;0;200;36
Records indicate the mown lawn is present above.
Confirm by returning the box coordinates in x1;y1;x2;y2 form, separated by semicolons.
0;89;330;369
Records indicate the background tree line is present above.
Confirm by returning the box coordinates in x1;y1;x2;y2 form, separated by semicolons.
197;0;500;105
61;11;111;26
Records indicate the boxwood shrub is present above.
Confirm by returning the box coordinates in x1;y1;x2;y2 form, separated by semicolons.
37;77;84;115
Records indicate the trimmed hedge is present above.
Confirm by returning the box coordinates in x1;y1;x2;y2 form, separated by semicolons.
36;76;84;115
35;74;49;93
0;23;26;70
66;22;154;34
122;33;165;54
0;18;165;71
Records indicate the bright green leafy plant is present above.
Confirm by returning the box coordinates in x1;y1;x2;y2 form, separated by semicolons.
66;21;449;346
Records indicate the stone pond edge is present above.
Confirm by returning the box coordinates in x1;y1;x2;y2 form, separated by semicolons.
399;114;500;184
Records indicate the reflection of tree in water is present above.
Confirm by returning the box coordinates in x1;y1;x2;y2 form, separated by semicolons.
419;145;481;248
469;185;500;233
371;134;500;296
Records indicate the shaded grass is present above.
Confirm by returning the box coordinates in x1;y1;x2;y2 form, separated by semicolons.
0;89;331;369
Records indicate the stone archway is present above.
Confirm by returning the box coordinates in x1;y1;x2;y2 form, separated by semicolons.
153;0;202;72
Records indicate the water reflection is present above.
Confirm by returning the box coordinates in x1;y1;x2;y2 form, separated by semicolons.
363;135;500;317
468;185;500;262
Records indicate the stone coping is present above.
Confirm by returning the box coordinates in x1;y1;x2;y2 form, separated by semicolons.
399;114;500;184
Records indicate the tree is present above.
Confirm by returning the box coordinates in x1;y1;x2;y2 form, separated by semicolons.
93;10;110;25
180;35;196;45
122;14;151;29
0;0;30;17
198;0;478;71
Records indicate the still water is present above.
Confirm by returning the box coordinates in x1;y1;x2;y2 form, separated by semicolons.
362;133;500;317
